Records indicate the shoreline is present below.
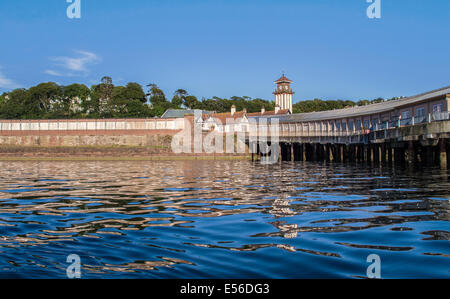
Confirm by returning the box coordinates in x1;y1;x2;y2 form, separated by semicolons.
0;146;251;161
0;156;251;162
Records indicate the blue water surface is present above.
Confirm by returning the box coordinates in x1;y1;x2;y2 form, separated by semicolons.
0;161;449;279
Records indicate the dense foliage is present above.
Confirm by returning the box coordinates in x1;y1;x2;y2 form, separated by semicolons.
0;77;397;119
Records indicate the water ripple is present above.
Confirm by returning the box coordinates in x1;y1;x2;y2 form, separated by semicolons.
0;161;449;278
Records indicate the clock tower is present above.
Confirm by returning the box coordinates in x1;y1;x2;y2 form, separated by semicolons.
273;74;294;113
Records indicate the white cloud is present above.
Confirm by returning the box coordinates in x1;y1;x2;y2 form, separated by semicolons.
44;69;64;77
0;68;20;90
46;50;101;77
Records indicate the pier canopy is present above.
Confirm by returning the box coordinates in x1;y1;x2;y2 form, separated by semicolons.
280;85;450;123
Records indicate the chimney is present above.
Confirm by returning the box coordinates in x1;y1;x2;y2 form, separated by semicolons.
231;105;236;116
242;108;247;114
261;106;265;114
275;105;280;114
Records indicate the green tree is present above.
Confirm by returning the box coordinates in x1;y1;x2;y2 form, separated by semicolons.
26;82;63;118
87;85;101;117
0;89;28;119
147;83;173;116
183;95;200;109
172;89;187;108
147;84;166;105
123;82;147;103
63;83;91;117
98;76;114;115
357;99;370;106
293;98;357;114
371;97;384;104
108;84;150;117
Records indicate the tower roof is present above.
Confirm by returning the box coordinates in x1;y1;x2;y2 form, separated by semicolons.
274;75;293;84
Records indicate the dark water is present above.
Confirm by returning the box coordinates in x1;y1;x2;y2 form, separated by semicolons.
0;160;449;279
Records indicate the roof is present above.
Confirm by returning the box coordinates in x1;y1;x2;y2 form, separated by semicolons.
281;85;450;123
247;109;290;117
161;109;212;119
207;111;247;124
274;75;293;84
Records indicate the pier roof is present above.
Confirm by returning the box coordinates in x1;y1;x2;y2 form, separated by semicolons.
281;85;450;123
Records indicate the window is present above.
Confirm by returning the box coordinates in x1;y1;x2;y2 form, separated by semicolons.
416;107;425;117
401;111;411;119
363;120;370;129
433;104;442;113
348;121;354;131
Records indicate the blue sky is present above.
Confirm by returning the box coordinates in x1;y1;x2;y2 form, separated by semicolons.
0;0;449;103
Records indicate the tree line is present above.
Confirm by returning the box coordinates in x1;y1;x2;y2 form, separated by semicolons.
0;77;400;119
292;96;405;114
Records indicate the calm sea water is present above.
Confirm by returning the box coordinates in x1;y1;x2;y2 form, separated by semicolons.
0;160;449;279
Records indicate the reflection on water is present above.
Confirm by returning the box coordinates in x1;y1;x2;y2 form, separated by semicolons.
0;161;449;278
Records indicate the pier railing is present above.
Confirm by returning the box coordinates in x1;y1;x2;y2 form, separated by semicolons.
372;112;449;132
247;111;449;138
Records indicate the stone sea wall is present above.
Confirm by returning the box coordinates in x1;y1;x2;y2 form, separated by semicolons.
0;118;252;158
0;118;183;157
0;132;176;147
